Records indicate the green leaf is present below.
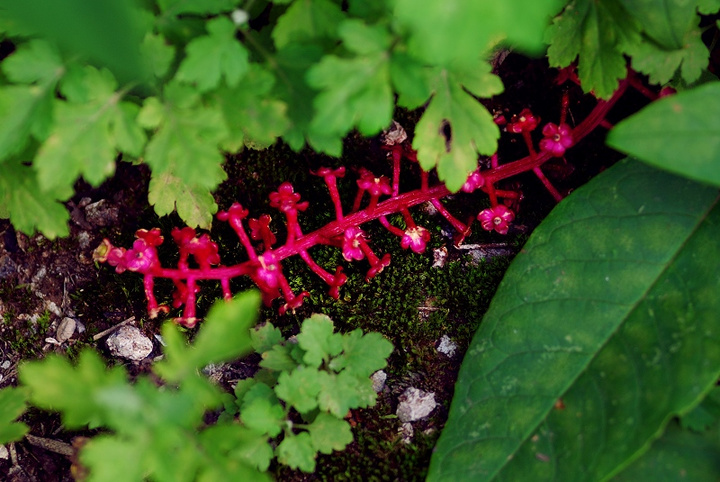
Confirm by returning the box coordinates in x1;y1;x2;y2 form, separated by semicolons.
295;314;343;368
138;83;228;193
0;387;29;444
412;62;503;191
214;65;289;151
240;397;285;437
19;350;129;428
306;46;393;153
306;412;353;454
0;158;71;238
607;82;720;187
141;33;176;79
428;160;720;481
251;322;285;354
276;432;317;472
274;366;325;414
680;386;720;432
546;0;641;98
617;0;710;50
80;435;146;482
260;344;300;372
156;291;260;382
394;0;563;66
156;0;238;15
1;38;63;84
176;16;249;92
148;172;217;229
34;66;146;190
329;329;393;377
613;420;720;480
272;0;345;49
317;370;376;417
199;424;273;474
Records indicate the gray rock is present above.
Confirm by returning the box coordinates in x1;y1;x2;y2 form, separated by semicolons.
396;387;436;423
436;335;458;357
84;199;119;227
0;255;17;279
371;370;387;393
106;326;153;361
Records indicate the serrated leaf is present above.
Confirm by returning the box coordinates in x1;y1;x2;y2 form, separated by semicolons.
34;66;146;190
148;172;217;229
155;291;260;382
680;386;720;432
329;329;393;378
618;0;709;50
141;33;175;79
215;65;289;151
339;19;391;55
199;424;273;474
0;388;29;444
390;52;433;109
306;49;393;151
274;367;325;414
0;158;71;239
428;160;720;481
251;322;285;354
546;0;641;98
394;0;563;66
295;314;343;368
624;26;708;85
613;420;720;480
19;350;129;428
80;435;146;482
176;16;249;92
317;370;376;417
139;83;229;192
260;344;299;372
276;432;317;472
413;62;503;191
1;38;63;84
240;381;278;409
306;412;353;454
272;0;345;49
240;397;285;437
607;82;720;187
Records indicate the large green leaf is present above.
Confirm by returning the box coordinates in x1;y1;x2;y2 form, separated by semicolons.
428;160;720;481
607;82;720;188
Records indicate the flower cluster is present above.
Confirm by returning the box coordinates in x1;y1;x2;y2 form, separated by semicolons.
96;81;630;325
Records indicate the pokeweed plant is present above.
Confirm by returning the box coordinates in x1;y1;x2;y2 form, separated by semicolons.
0;291;393;480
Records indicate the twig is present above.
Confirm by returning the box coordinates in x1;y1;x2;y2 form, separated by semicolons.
92;316;135;341
25;434;74;457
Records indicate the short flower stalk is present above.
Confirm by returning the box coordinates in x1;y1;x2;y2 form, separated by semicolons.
95;77;631;325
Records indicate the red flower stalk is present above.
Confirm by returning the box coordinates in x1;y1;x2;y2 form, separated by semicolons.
313;166;346;220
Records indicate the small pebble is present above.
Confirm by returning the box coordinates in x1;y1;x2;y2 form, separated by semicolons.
371;370;387;393
56;317;77;343
0;360;10;370
0;445;8;460
106;326;153;361
396;387;436;423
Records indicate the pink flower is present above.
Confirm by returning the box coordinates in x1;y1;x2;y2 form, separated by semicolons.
248;214;276;247
342;227;366;261
135;228;164;247
123;238;161;272
172;228;221;269
507;109;539;134
256;252;281;289
269;182;309;212
478;205;515;235
357;170;392;197
328;267;347;299
461;170;485;193
311;166;346;179
400;226;431;254
217;203;249;230
539;123;573;157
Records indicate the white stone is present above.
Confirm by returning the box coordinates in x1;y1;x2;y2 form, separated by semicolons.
0;445;8;460
56;317;77;343
0;360;10;370
371;370;387;393
106;326;153;361
396;387;436;423
436;335;458;357
400;422;414;444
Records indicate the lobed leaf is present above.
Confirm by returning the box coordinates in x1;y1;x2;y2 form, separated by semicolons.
274;367;325;414
176;16;249;92
240;397;285;437
607;81;720;187
306;412;353;454
295;314;343;368
328;329;393;377
428;160;720;480
251;322;285;354
412;62;503;191
148;172;218;230
272;0;345;49
0;387;29;444
276;432;317;473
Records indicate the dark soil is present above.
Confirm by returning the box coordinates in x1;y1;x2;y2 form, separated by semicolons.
0;55;639;481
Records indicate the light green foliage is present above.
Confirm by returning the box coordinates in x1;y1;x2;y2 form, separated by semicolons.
176;17;249;92
546;0;720;97
272;0;345;49
428;160;720;480
412;61;504;191
11;292;391;478
232;315;393;472
607;82;720;187
0;387;29;444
